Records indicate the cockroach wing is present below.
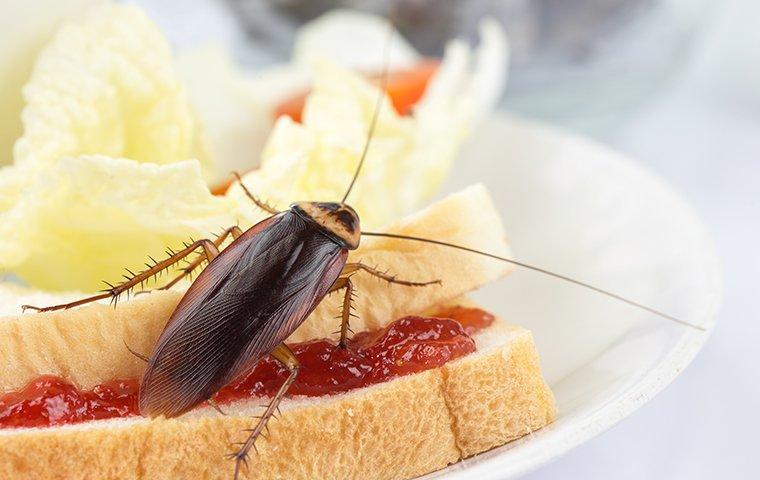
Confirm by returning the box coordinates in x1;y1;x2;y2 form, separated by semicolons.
139;211;347;418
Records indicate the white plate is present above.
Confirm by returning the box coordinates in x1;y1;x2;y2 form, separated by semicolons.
424;115;721;479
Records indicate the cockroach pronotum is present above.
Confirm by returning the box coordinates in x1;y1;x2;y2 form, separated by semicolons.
21;20;705;480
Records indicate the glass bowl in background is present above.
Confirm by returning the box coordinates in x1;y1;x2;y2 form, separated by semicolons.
225;0;710;131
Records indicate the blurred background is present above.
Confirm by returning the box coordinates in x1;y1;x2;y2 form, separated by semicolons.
7;0;758;478
224;0;711;131
139;0;715;132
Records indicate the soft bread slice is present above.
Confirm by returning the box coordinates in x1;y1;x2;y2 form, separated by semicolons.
0;184;512;391
0;318;556;480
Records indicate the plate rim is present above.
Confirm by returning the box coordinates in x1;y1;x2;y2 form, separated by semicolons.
427;114;722;480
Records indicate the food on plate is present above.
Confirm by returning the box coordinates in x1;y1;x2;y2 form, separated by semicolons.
0;4;508;293
12;4;211;175
231;12;509;222
0;186;555;479
272;60;440;125
0;3;709;480
0;157;238;291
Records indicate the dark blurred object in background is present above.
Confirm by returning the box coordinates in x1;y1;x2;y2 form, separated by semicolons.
226;0;709;130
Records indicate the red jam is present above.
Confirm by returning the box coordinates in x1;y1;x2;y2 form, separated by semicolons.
0;377;139;429
432;305;494;335
0;307;492;429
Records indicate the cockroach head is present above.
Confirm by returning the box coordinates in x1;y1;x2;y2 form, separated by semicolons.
291;202;361;249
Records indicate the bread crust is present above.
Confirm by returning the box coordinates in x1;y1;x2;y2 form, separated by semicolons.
0;322;556;480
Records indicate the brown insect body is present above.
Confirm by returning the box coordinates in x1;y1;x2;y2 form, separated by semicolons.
139;202;357;418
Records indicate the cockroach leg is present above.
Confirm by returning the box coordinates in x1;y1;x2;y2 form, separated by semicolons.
341;262;441;287
328;276;355;348
327;262;438;347
207;397;228;416
123;340;149;363
151;226;243;293
229;343;299;480
232;171;279;215
21;239;220;313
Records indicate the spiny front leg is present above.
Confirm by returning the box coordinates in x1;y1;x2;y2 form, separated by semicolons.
328;276;356;348
232;172;279;215
229;344;299;480
327;263;439;347
341;262;441;287
21;239;220;313
155;226;243;292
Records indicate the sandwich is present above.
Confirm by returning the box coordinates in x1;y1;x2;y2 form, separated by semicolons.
0;185;555;479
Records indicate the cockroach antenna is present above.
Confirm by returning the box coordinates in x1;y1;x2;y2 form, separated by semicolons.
341;9;396;203
362;231;706;331
334;6;702;332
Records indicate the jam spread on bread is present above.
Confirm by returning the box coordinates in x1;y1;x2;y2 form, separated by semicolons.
215;312;486;401
0;307;493;428
0;377;138;428
428;305;495;335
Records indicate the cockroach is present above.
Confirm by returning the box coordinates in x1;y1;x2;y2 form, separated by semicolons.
21;22;704;480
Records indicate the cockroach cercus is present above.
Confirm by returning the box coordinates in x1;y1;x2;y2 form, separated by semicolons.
22;27;705;480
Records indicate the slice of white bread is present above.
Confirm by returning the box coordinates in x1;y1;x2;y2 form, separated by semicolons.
0;318;556;480
0;184;512;391
0;183;555;479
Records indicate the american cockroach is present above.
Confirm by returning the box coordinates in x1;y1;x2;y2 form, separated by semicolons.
21;21;704;480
